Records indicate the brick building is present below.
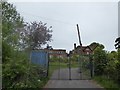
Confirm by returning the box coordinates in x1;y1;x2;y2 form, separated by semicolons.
44;48;67;58
69;43;93;56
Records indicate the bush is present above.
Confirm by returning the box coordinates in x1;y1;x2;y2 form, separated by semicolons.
94;47;107;75
93;76;120;90
2;46;47;88
116;62;120;83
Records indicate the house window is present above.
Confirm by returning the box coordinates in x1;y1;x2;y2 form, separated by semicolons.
87;52;89;55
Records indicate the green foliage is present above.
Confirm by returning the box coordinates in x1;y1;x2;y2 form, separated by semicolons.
2;1;49;89
90;42;104;50
70;55;79;63
2;49;48;88
2;41;12;63
2;1;23;46
116;62;120;83
104;51;118;80
102;50;120;83
2;51;28;88
81;56;90;69
63;58;68;63
115;37;120;49
19;21;53;50
93;76;120;90
50;56;59;62
92;42;120;86
50;56;68;63
118;49;120;61
94;47;107;75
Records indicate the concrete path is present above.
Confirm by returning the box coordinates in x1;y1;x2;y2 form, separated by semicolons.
44;68;104;88
50;68;91;80
44;80;103;88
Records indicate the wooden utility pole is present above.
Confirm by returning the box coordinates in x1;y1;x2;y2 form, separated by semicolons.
76;24;82;79
77;24;82;46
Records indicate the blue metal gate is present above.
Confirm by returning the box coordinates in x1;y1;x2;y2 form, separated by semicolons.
31;50;49;77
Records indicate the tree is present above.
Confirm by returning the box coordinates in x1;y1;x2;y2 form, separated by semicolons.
2;1;24;51
89;42;104;51
93;43;107;75
115;37;120;61
115;37;120;49
2;2;50;88
104;51;118;80
19;21;52;50
2;1;24;62
2;1;27;88
115;37;120;83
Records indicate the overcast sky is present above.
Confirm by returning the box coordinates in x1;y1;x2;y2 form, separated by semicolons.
8;1;118;52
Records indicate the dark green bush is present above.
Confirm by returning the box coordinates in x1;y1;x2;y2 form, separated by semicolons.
2;44;47;88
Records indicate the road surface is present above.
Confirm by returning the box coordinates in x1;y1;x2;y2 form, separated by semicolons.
44;68;104;88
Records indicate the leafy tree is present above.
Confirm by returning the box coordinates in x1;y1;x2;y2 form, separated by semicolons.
2;1;23;48
70;55;79;63
116;51;120;83
104;51;118;80
107;51;118;61
115;37;120;83
93;44;107;75
19;21;52;50
115;37;120;49
50;56;59;62
2;1;50;88
2;1;24;62
2;1;26;88
89;42;104;51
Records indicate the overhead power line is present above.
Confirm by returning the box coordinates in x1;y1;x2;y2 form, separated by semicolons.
19;11;74;25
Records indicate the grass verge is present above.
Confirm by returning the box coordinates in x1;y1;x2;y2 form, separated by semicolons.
93;76;120;90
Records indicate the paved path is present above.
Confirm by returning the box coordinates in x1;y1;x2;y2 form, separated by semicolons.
44;68;104;88
44;80;103;88
50;68;91;80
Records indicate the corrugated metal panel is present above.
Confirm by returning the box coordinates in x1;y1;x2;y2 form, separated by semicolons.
31;50;48;68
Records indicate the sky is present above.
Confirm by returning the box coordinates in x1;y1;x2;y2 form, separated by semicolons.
8;0;119;52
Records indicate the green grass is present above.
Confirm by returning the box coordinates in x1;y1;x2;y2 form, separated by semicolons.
48;62;68;77
48;61;91;76
93;76;120;90
48;61;80;77
71;62;80;68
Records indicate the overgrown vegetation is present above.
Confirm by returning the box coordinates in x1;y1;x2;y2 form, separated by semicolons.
92;42;120;88
93;76;120;90
2;1;51;89
2;49;48;88
50;56;68;63
2;1;120;89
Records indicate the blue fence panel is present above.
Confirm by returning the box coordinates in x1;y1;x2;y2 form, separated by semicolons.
31;50;48;68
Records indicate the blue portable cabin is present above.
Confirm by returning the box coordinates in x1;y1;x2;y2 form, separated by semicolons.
30;49;49;76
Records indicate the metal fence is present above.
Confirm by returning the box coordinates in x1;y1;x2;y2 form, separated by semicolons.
30;50;94;79
49;53;94;80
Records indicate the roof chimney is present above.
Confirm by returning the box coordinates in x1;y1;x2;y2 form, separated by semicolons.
74;43;76;50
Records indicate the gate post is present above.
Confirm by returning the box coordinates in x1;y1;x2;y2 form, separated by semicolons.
78;55;82;79
68;54;71;80
92;56;94;77
58;53;60;80
47;51;49;77
89;55;92;78
90;55;94;78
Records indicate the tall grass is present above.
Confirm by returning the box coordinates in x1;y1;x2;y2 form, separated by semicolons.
93;76;120;90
